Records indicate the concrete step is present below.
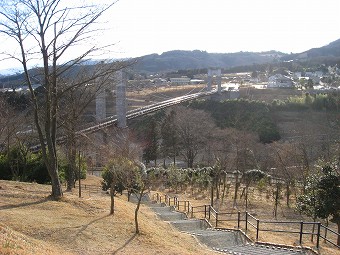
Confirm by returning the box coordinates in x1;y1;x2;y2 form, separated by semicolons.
215;243;306;255
156;211;187;221
125;193;151;203
148;202;167;208
170;219;207;232
191;229;244;248
149;201;308;255
150;205;175;213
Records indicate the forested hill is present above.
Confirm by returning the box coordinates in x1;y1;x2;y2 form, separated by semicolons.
281;38;340;62
133;50;286;73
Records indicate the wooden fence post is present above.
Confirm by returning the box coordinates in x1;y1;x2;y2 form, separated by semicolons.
316;222;321;249
299;221;304;245
256;219;260;241
216;213;218;228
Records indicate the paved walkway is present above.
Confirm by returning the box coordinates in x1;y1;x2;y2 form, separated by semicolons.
147;201;311;255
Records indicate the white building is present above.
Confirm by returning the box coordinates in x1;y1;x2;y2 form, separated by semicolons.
190;79;204;84
268;74;294;88
170;77;191;85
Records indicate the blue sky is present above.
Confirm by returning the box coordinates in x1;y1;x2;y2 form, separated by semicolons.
1;0;340;74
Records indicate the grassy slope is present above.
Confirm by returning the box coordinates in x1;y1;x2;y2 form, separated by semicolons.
1;177;338;255
0;178;217;255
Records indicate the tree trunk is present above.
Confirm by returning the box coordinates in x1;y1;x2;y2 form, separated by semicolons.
311;216;316;242
215;176;220;200
273;183;280;219
286;184;290;208
66;129;76;191
221;175;227;204
50;165;63;199
337;222;340;246
210;184;214;207
135;186;145;234
245;186;249;210
110;183;115;215
233;173;240;207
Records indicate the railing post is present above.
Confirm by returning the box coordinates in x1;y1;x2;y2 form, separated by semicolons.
299;221;304;245
316;222;321;249
216;212;218;228
208;205;211;220
173;197;176;206
187;202;190;215
324;224;328;243
237;211;241;229
191;206;193;218
245;212;248;231
204;205;207;219
256;219;260;241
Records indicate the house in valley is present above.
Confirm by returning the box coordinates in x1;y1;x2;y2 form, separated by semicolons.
268;74;294;88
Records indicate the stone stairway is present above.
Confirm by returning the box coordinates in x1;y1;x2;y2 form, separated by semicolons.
213;244;306;255
148;201;311;255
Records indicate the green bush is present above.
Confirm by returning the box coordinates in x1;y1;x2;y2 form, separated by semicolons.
0;154;11;180
26;154;50;184
190;99;281;143
0;148;50;183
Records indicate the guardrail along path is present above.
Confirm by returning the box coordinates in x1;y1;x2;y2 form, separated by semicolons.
148;199;310;255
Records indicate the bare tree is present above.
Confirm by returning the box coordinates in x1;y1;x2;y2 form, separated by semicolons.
101;128;149;234
58;69;124;191
174;106;216;168
230;129;258;207
0;95;16;153
0;0;121;199
271;142;303;207
160;109;180;165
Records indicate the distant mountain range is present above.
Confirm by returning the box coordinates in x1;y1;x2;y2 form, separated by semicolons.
132;50;286;73
1;38;340;80
133;38;340;73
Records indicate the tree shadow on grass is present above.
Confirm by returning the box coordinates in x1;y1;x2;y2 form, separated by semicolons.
0;196;51;210
75;214;110;236
112;233;137;255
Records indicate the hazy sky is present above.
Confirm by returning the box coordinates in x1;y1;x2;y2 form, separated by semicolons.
106;0;340;57
1;0;340;73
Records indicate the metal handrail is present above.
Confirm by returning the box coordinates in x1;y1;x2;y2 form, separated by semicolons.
151;193;339;250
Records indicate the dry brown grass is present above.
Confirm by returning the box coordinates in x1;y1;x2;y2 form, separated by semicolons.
0;178;218;255
1;177;339;255
163;186;339;255
126;84;206;111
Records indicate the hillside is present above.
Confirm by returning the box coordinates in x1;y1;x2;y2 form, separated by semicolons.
1;176;338;255
133;50;285;73
281;38;340;62
2;37;340;80
0;179;217;255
